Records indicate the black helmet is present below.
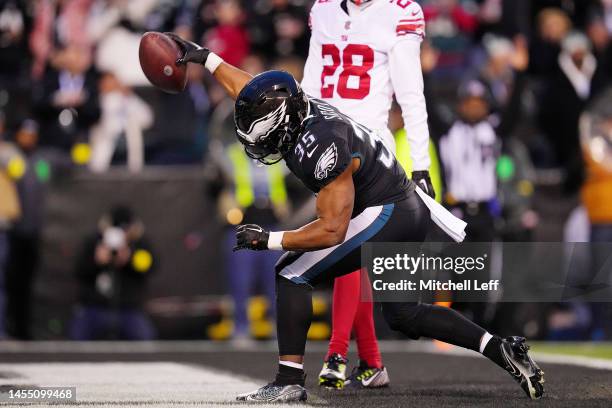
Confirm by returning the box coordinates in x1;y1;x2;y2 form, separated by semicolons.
234;70;309;165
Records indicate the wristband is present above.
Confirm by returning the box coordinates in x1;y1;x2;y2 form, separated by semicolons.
205;52;224;73
268;231;285;250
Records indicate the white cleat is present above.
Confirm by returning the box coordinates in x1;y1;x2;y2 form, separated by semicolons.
236;383;307;403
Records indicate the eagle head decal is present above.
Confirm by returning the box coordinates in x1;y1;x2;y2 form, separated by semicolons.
237;101;288;143
314;143;338;180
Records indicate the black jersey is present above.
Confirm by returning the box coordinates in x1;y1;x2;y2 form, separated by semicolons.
284;98;414;216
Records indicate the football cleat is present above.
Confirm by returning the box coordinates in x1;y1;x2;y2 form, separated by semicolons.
344;361;390;389
236;383;307;402
318;353;347;389
500;336;545;400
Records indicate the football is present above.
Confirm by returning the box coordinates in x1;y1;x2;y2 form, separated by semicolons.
139;32;187;94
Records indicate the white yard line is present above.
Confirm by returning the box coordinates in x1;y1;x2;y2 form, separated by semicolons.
0;362;322;407
1;340;612;372
528;353;612;371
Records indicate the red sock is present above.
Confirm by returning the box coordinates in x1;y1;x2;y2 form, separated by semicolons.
326;271;360;360
353;272;382;368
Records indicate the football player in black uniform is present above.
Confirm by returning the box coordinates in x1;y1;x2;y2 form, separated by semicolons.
167;33;545;403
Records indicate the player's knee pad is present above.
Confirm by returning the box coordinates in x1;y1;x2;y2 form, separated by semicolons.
381;302;428;340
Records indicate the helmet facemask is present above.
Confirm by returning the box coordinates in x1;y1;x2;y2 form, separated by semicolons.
236;96;305;165
239;122;298;165
234;70;309;165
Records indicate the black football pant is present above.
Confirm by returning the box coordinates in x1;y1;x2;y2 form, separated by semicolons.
275;191;486;356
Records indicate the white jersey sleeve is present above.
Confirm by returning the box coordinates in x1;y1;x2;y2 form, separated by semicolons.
388;1;430;171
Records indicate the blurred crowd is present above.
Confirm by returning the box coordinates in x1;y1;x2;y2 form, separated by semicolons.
1;0;612;341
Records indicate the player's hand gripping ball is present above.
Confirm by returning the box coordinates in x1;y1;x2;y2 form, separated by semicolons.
234;224;270;251
164;32;212;66
139;32;188;94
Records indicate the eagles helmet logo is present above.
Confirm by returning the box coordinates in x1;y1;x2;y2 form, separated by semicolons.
314;143;338;180
237;101;287;143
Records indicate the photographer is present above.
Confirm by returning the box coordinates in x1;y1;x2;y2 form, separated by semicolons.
69;205;155;340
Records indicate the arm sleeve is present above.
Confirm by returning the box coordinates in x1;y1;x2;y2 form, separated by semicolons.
389;39;431;171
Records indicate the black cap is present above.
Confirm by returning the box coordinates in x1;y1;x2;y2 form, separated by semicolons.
110;205;134;228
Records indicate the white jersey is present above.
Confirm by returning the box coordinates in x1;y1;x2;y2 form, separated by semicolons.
302;0;430;170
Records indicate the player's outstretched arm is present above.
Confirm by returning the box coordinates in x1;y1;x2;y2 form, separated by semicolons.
281;160;356;251
212;63;253;100
234;159;358;252
166;33;252;100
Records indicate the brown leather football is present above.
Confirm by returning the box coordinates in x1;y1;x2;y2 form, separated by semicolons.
139;32;187;94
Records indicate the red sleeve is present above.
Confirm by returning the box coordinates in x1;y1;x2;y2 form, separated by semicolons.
396;3;426;39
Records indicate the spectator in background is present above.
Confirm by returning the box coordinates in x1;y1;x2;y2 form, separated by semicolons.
89;72;153;173
29;0;94;80
476;0;529;38
478;35;520;110
32;45;100;151
0;112;22;339
579;87;612;339
0;0;29;82
529;8;572;76
5;120;46;340
0;0;31;127
183;63;211;159
423;39;529;325
70;205;156;340
203;0;249;68
89;0;164;87
423;0;479;76
531;0;598;30
250;0;309;61
424;38;530;222
539;32;609;193
586;14;612;74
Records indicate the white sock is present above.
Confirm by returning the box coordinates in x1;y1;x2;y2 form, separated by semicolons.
279;360;304;370
479;332;494;354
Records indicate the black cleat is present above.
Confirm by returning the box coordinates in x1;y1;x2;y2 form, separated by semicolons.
318;353;348;389
344;361;390;389
500;336;545;400
236;383;307;402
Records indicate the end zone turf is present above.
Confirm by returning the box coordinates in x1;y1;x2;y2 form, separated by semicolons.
1;341;611;407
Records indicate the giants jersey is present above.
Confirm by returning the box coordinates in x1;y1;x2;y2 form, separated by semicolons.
301;0;431;171
284;98;413;216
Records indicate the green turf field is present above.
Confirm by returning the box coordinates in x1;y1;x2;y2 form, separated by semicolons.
532;342;612;360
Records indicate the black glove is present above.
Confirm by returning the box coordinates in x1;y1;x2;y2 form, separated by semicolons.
165;32;211;65
234;224;270;251
412;170;435;199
